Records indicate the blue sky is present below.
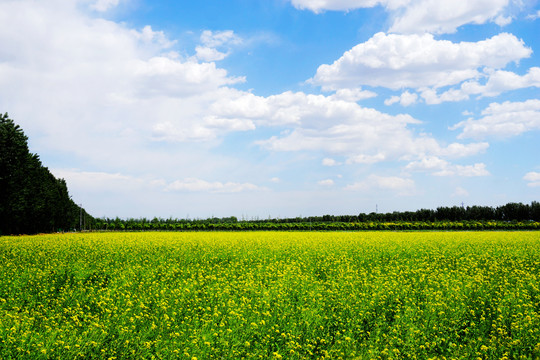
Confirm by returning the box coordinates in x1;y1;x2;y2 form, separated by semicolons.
1;0;539;219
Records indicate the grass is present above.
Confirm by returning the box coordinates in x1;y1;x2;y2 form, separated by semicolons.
1;231;540;359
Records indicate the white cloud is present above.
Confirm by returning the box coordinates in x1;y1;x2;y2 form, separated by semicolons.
90;0;120;12
384;91;418;106
130;57;244;97
330;88;378;102
322;158;340;166
399;91;418;106
290;0;512;34
318;179;335;186
166;178;261;193
346;153;386;164
477;67;540;97
195;46;229;62
200;30;243;48
250;92;425;160
195;30;243;62
405;157;490;177
290;0;384;13
345;175;415;195
134;25;177;49
384;96;400;106
311;32;531;91
421;67;540;104
524;172;540;187
2;0;490;203
209;90;488;166
451;99;540;139
420;87;469;105
436;142;489;158
388;0;511;34
434;163;490;177
0;0;252;155
405;156;450;171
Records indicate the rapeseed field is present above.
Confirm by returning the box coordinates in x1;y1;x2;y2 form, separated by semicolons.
1;231;539;359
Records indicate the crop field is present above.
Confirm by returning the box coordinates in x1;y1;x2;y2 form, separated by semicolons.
1;232;540;359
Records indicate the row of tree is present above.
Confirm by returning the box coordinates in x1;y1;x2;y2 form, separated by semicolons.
92;219;539;232
91;201;540;232
0;113;92;235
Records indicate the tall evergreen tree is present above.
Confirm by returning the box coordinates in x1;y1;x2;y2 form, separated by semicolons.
0;113;91;234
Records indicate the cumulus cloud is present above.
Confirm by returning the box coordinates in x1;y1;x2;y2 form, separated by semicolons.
207;90;489;167
524;172;540;187
195;46;229;62
421;67;540;104
384;91;418;106
0;0;505;175
310;32;531;91
387;0;511;34
451;99;540;139
345;175;415;195
290;0;512;34
0;0;252;159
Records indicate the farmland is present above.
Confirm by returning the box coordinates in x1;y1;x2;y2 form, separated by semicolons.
1;231;540;359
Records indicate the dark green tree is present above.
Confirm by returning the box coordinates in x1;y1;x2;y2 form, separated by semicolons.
0;113;91;234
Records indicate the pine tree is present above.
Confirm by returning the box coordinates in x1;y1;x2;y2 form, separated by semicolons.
0;113;91;234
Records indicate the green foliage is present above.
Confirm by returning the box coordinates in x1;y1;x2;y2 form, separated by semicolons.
0;113;91;234
93;218;540;232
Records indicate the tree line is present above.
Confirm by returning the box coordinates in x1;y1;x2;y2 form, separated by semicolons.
0;113;91;235
92;201;540;231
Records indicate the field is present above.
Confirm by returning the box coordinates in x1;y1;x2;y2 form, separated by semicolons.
1;232;540;359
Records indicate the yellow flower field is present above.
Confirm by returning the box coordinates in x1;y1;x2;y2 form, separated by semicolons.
1;231;539;359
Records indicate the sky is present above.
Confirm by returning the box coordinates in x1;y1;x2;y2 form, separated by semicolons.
1;0;539;219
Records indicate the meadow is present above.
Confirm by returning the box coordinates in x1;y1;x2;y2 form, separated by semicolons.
1;231;539;359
